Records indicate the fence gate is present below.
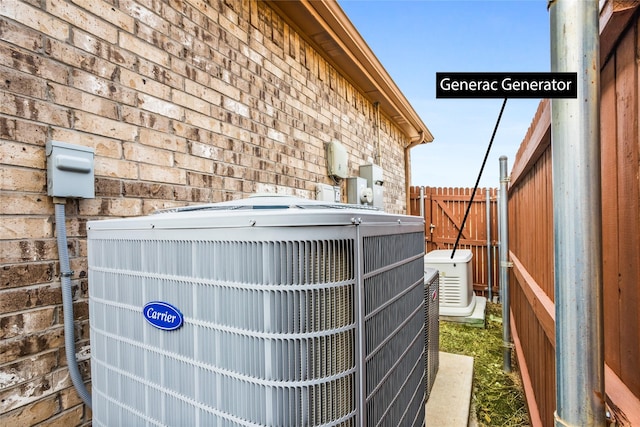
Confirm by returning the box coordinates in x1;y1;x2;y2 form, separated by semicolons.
409;186;499;296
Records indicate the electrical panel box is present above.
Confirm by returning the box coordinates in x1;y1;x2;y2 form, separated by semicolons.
316;183;334;202
315;183;340;203
326;140;348;179
346;177;373;205
46;141;95;199
371;185;383;209
359;163;384;209
359;163;383;185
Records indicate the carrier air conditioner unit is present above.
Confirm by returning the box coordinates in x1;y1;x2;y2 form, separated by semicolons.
424;249;475;317
88;195;428;427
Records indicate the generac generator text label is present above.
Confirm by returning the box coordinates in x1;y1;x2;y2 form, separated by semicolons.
436;72;577;98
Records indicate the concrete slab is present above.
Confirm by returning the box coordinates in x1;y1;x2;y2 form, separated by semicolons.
425;352;474;427
440;296;487;328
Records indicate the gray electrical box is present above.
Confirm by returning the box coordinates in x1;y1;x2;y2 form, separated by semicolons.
359;164;384;209
326;140;348;179
315;183;341;203
46;141;95;199
346;177;372;205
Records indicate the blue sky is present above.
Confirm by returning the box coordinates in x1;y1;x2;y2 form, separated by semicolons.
338;0;551;188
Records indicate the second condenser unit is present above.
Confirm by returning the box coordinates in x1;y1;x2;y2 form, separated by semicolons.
424;268;439;400
87;196;428;426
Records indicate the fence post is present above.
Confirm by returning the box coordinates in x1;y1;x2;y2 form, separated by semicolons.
499;156;511;373
486;190;493;301
549;0;605;425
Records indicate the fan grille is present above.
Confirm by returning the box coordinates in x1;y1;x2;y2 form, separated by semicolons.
89;224;426;426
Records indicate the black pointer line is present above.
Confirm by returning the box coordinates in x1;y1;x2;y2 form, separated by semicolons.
451;98;508;259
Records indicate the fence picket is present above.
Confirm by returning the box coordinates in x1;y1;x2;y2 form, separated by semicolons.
409;186;498;296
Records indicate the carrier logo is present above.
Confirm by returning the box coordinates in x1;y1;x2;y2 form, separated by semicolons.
143;301;184;331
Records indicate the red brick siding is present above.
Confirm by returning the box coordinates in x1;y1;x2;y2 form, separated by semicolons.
0;0;410;424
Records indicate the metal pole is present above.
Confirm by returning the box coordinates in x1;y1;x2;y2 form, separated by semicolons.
420;186;425;218
498;156;511;373
486;190;493;301
549;1;605;425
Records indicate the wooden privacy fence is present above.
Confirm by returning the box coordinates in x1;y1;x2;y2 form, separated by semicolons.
409;186;499;296
507;4;640;426
508;99;556;427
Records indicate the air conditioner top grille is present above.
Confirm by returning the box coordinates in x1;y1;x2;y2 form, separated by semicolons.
87;195;424;232
155;194;381;213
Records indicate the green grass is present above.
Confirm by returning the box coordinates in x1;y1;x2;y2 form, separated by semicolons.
439;302;530;426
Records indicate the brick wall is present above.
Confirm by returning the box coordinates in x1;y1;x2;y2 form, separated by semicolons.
0;0;411;424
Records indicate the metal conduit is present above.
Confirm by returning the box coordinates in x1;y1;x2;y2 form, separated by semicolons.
498;156;511;373
54;200;92;409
